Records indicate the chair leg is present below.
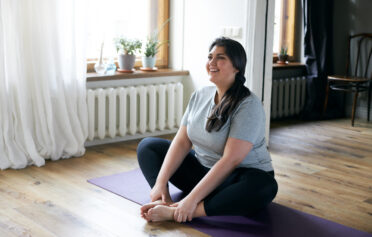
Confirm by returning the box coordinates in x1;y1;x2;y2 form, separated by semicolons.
323;81;330;116
368;81;371;122
351;91;359;127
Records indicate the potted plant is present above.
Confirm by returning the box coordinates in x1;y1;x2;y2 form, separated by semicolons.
278;46;288;64
141;37;167;69
141;19;170;70
114;37;142;72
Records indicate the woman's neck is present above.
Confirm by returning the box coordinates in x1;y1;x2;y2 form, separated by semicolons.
214;87;227;104
214;79;235;104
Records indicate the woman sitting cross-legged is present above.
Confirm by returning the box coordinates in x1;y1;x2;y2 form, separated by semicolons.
137;37;278;223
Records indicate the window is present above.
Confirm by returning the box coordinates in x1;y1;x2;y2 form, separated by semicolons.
273;0;297;61
86;0;169;71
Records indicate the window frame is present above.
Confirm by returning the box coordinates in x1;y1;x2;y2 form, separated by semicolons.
87;0;170;72
273;0;297;63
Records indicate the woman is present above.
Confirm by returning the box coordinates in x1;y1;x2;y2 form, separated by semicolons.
137;37;278;223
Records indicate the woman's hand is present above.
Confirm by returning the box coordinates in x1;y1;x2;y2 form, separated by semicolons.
170;196;198;222
150;182;173;203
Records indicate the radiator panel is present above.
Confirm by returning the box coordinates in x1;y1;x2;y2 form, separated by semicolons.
271;77;307;119
87;83;183;141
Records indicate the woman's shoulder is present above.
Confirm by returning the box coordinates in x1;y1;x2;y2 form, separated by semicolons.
187;86;215;107
233;92;264;115
195;86;216;95
191;86;216;100
241;91;262;106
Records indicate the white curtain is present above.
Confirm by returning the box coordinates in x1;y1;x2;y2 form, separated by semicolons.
0;0;88;169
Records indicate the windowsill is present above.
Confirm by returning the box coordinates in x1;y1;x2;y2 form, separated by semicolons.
87;68;189;82
272;62;306;69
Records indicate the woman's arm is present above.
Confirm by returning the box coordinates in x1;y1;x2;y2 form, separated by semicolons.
189;137;253;201
151;126;192;200
172;137;253;222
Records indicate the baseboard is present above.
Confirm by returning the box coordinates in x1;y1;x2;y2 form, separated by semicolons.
345;105;370;120
85;128;178;147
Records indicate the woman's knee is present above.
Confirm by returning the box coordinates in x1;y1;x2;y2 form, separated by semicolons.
271;178;278;198
137;137;154;152
137;137;170;162
255;175;278;205
137;137;157;158
240;170;278;203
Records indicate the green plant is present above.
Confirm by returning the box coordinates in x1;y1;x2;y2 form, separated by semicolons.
279;46;288;56
143;18;170;57
143;37;168;57
114;37;142;55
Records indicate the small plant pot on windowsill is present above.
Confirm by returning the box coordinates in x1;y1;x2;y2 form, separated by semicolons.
118;54;136;73
277;54;288;64
140;56;157;71
114;38;142;73
140;18;170;72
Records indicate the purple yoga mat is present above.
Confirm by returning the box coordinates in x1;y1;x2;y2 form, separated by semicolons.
88;169;371;237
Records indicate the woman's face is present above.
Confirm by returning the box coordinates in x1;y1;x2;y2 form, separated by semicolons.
206;46;238;89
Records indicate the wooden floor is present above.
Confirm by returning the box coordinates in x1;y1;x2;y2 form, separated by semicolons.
0;118;371;236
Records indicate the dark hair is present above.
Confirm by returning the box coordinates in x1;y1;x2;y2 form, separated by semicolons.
206;37;251;132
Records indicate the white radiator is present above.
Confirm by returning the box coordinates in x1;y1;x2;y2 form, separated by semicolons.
271;77;306;119
86;82;183;145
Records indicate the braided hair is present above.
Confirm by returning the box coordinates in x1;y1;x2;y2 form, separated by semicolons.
206;37;251;132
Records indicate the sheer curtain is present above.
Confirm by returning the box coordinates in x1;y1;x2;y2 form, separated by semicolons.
0;0;88;169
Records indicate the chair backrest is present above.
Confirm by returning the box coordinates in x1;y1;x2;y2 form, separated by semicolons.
346;33;372;79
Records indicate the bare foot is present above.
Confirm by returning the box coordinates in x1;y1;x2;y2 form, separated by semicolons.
147;205;176;222
140;200;173;219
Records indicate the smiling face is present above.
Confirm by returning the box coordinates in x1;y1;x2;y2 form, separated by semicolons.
206;46;238;89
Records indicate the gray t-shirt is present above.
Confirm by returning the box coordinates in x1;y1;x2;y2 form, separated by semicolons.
181;86;273;172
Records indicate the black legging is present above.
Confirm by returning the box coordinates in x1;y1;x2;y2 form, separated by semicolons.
137;137;278;216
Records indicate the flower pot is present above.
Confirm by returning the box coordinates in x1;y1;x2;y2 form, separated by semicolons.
278;54;288;62
141;56;156;69
118;54;136;70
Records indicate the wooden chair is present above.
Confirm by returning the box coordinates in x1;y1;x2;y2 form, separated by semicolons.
323;33;372;126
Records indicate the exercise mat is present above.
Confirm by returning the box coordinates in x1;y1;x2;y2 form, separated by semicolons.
88;169;371;237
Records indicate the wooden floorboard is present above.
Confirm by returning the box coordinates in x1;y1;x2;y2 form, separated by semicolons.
269;118;372;233
0;118;371;236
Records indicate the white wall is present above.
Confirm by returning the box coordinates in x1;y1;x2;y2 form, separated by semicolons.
170;0;247;106
183;0;246;89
